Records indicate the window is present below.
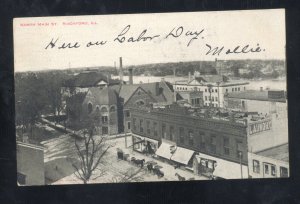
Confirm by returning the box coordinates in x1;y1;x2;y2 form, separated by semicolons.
136;100;145;106
17;172;26;185
101;107;108;113
199;132;205;150
153;122;158;136
232;88;234;92
188;130;194;145
271;165;276;176
110;106;116;112
102;116;108;124
264;164;269;174
244;86;246;90
280;167;288;177
235;88;237;91
205;96;207;101
215;97;218;102
179;127;184;143
263;163;276;176
127;122;131;130
95;106;100;113
223;137;230;155
139;119;144;133
210;134;216;154
212;89;214;93
205;89;207;92
88;103;93;114
253;160;260;173
133;118;137;131
102;126;108;134
238;87;240;91
170;126;175;140
236;140;243;159
226;89;228;93
146;121;150;134
126;110;130;117
162;123;166;138
215;89;218;93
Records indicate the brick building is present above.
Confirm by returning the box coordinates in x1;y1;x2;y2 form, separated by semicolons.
80;87;119;135
130;105;254;179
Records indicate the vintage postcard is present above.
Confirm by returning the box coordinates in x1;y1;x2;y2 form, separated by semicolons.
14;9;288;186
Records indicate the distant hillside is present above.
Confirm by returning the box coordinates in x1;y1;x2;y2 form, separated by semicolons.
25;59;285;80
125;59;286;80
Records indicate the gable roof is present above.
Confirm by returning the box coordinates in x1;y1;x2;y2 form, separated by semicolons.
63;72;120;87
88;87;118;105
114;81;175;104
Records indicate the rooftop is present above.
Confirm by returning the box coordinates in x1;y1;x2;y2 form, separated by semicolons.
227;90;286;102
112;80;174;104
131;103;269;125
256;143;289;162
63;72;120;87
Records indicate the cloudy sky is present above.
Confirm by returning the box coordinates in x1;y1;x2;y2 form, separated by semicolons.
14;9;285;72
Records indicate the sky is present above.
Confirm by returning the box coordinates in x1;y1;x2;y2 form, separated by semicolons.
13;9;286;72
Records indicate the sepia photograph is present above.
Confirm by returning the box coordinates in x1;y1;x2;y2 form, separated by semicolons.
13;9;288;186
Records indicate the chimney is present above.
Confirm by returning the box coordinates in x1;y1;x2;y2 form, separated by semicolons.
155;82;160;96
128;68;133;85
188;72;191;82
260;87;263;91
119;57;123;83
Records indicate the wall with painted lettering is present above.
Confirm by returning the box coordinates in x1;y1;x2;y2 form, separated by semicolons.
248;114;288;152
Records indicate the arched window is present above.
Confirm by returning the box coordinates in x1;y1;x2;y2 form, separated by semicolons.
101;107;108;113
95;106;100;113
136;100;145;106
110;106;116;112
88;103;93;114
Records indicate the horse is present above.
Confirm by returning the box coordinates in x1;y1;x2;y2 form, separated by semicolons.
175;173;186;181
147;163;154;172
134;159;145;168
153;168;164;178
131;157;136;163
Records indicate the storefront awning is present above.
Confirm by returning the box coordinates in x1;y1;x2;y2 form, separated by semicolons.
171;147;194;165
155;142;174;160
131;134;159;145
196;153;248;179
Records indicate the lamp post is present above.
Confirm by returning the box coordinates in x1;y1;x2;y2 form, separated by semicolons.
239;151;243;179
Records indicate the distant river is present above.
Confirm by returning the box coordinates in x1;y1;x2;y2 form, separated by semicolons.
112;75;287;91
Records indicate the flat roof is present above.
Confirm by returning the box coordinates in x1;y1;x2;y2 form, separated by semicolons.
227;90;286;102
256;143;289;162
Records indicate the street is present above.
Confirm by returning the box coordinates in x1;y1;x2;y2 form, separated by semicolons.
40;125;208;184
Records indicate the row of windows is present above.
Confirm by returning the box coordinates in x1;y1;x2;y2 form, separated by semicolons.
204;96;218;101
87;103;116;114
252;160;288;177
225;86;246;93
204;103;219;107
132;118;244;158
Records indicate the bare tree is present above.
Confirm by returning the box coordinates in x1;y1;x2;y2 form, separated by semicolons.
72;127;112;184
111;167;144;183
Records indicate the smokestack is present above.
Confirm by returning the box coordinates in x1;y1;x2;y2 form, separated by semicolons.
215;58;220;75
119;57;123;83
128;68;133;85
